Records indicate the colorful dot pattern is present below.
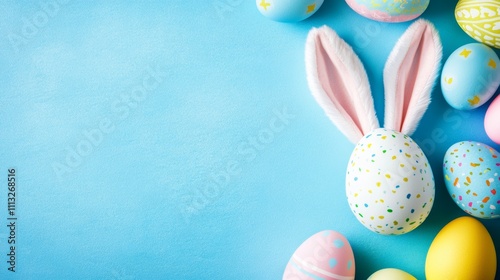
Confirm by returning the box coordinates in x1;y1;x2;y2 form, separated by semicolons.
346;128;435;235
443;141;500;219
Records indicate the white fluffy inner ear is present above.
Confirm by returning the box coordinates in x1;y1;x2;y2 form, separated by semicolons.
383;19;443;136
305;26;379;144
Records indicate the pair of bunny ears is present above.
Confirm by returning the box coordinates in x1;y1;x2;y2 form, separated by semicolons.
306;19;443;144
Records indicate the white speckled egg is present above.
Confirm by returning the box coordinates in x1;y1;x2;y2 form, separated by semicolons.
441;43;500;110
346;128;435;235
443;141;500;219
256;0;324;22
456;0;500;49
345;0;429;22
283;230;355;280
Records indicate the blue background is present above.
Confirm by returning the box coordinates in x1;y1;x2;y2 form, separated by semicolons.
0;1;499;279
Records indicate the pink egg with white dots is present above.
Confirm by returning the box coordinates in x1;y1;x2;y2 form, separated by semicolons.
346;128;435;235
443;141;500;219
283;230;355;280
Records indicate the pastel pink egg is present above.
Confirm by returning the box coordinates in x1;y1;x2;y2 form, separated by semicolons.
283;230;355;280
485;95;500;144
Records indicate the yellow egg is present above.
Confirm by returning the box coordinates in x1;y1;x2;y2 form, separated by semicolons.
425;216;497;280
368;268;416;280
455;0;500;48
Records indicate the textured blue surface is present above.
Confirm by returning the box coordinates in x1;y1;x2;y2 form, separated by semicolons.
0;1;499;279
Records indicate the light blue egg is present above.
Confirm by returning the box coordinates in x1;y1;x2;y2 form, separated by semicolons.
443;141;500;219
256;0;324;22
441;43;500;110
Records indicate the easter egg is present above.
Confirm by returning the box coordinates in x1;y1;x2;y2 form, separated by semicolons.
485;95;500;144
441;43;500;110
368;268;416;280
425;216;497;280
344;0;429;22
456;0;500;48
346;128;435;235
283;230;355;280
443;141;500;219
256;0;324;22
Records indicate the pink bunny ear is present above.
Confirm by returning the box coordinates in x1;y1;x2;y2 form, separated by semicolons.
305;26;379;144
383;19;443;135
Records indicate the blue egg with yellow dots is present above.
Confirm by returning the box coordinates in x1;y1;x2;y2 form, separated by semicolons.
441;43;500;110
256;0;324;22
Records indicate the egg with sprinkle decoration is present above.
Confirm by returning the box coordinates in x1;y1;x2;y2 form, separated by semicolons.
346;128;435;235
443;141;500;219
256;0;324;22
283;230;355;280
